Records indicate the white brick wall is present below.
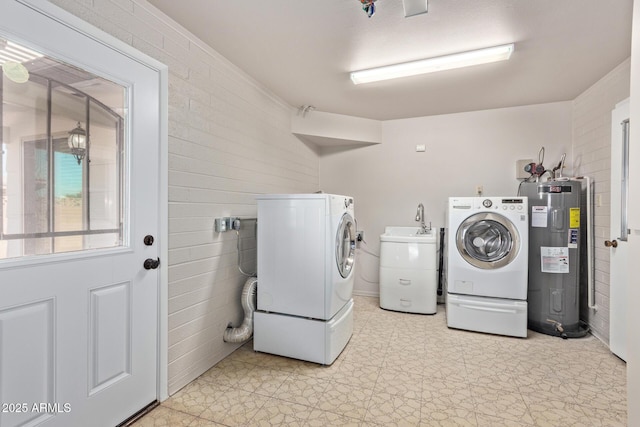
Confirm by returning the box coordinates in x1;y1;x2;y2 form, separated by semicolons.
572;58;630;343
48;0;319;394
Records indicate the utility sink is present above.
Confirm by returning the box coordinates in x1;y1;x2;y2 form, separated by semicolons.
379;226;438;314
380;226;436;243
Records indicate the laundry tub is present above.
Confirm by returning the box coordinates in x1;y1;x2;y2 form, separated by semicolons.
379;226;437;314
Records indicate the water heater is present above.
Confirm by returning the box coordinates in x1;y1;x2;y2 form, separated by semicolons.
520;180;589;338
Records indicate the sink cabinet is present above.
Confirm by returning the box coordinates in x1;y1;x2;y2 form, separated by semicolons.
379;227;438;314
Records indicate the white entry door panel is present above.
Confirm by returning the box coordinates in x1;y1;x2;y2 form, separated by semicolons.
0;2;163;426
609;99;629;361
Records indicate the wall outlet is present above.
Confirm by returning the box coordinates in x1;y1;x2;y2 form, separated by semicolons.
356;230;364;242
214;217;228;232
215;217;240;232
475;185;483;196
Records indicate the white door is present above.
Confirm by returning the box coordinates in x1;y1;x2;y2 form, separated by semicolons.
628;2;640;424
0;2;162;426
609;99;629;361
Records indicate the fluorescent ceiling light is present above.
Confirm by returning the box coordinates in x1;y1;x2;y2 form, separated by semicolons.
0;40;43;64
350;43;514;85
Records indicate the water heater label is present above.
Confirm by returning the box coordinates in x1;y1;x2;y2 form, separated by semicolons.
568;229;579;248
531;206;548;227
570;207;580;228
540;246;569;274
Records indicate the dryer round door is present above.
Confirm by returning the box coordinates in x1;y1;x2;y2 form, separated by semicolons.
456;212;520;269
336;213;356;278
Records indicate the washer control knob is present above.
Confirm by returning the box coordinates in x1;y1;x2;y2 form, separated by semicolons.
482;199;492;208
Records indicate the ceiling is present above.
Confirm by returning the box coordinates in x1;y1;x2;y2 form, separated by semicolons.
146;0;633;121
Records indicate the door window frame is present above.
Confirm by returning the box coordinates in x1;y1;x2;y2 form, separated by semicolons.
0;74;125;250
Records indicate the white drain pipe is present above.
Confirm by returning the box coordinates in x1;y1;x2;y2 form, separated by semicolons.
223;277;258;343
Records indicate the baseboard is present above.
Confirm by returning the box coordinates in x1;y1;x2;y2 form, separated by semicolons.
352;290;379;298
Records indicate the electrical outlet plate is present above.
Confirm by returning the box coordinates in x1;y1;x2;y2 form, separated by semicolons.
214;217;227;232
215;217;239;232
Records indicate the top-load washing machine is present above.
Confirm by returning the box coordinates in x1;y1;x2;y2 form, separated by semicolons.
253;193;356;364
446;196;529;337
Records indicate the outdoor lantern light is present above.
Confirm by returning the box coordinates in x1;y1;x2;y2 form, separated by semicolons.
68;121;87;164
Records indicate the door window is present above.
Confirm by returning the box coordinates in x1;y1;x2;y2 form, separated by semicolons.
620;118;630;241
336;213;356;278
463;220;512;262
456;213;520;269
0;36;126;259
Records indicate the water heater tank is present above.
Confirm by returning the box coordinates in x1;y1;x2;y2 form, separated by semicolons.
520;180;589;338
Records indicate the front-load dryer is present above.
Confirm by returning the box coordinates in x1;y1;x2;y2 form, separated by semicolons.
254;193;356;364
446;196;529;337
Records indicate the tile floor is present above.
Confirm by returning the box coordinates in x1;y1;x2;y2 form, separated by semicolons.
134;296;626;426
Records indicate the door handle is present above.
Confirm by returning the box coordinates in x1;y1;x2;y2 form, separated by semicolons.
143;258;160;270
604;239;618;248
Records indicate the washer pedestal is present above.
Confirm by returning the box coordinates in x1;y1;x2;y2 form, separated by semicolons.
446;294;527;338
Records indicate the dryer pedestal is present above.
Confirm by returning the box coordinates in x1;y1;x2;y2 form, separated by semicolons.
254;299;353;365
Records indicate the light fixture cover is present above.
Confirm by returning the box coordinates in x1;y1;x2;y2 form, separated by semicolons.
350;43;514;85
403;0;428;17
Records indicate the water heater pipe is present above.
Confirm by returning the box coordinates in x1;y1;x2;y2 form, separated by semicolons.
574;176;597;311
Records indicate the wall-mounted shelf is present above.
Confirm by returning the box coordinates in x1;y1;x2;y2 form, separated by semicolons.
291;110;382;149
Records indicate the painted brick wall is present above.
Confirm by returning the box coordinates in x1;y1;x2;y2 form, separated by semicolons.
48;0;319;394
572;58;630;343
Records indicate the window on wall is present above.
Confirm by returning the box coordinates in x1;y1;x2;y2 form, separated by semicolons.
0;36;127;259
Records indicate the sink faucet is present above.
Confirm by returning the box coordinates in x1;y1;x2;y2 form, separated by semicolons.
415;203;430;234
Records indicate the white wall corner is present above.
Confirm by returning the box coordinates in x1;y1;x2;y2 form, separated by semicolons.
291;110;382;148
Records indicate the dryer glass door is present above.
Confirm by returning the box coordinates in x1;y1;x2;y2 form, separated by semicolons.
456;213;520;269
336;213;356;278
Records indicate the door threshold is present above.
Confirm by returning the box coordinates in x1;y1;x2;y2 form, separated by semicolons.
117;401;159;426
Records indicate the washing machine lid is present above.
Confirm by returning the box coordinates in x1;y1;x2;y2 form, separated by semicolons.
456;212;520;269
336;213;356;278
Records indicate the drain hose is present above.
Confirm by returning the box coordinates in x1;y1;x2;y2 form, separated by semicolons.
223;277;258;343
